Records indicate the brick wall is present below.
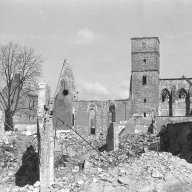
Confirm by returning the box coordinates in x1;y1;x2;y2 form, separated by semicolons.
132;53;160;72
131;37;160;53
53;95;132;143
132;71;159;116
74;100;109;140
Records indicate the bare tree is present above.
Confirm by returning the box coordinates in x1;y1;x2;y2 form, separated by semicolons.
0;42;43;131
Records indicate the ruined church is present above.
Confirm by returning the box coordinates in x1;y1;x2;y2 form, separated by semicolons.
53;37;192;140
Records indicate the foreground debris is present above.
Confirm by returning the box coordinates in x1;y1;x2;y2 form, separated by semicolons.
1;132;192;192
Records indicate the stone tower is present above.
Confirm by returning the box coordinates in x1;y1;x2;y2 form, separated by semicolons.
130;37;160;116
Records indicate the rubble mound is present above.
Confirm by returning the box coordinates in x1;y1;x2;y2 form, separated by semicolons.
1;131;192;192
52;150;192;192
119;132;160;156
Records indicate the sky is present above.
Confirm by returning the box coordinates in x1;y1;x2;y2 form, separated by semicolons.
0;0;192;100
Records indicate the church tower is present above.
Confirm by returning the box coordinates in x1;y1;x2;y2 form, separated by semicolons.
130;37;160;116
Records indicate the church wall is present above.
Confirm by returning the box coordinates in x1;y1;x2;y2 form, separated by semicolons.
159;79;192;116
52;98;133;143
73;101;109;140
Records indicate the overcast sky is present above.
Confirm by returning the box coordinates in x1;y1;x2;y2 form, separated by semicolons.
1;0;192;100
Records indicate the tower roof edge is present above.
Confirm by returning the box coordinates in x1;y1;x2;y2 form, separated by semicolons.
131;37;160;43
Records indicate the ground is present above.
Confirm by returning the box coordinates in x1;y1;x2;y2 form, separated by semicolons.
1;131;192;192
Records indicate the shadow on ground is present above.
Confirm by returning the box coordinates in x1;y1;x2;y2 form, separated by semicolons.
15;145;39;187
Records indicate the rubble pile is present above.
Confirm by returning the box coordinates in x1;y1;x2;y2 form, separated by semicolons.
119;132;160;155
1;131;192;192
52;150;192;192
56;131;106;158
0;132;38;192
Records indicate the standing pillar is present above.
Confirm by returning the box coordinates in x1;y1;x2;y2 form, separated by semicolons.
37;82;54;192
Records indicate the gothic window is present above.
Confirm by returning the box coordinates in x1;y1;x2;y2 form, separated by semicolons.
144;112;146;117
161;89;170;102
144;98;146;103
143;59;146;63
89;105;96;135
178;88;187;101
143;76;147;85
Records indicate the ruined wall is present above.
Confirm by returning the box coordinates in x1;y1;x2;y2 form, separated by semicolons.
159;79;192;116
53;88;73;130
119;115;192;136
115;99;132;123
74;100;109;140
73;99;132;140
159;122;192;163
155;116;192;132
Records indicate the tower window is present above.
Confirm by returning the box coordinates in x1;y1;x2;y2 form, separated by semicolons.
143;59;146;63
144;98;146;103
143;76;147;85
144;112;146;117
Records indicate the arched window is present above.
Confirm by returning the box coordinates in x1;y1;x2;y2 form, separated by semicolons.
178;88;187;101
161;88;172;116
161;89;170;102
89;105;96;135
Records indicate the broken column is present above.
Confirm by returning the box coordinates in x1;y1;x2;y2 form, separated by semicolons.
37;82;54;191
